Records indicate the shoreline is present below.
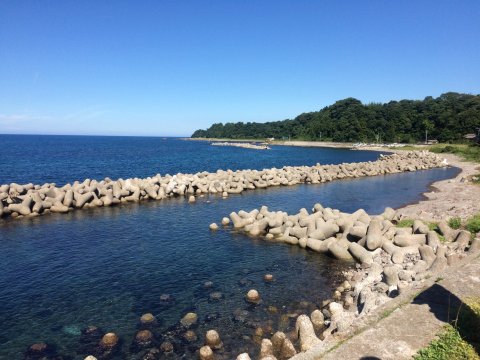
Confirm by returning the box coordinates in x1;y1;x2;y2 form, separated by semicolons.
185;137;431;150
184;138;355;149
187;138;479;221
393;152;480;221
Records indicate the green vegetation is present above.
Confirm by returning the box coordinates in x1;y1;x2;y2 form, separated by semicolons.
192;93;480;143
429;144;480;163
395;220;448;241
414;325;479;360
415;297;480;360
449;217;462;230
444;213;480;235
396;219;415;228
428;222;439;231
427;222;447;242
466;214;480;234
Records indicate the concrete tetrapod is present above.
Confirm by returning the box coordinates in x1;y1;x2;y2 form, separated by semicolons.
0;151;448;222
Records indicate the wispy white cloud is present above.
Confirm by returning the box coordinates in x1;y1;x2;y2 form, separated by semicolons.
0;106;111;133
0;113;52;123
64;107;110;121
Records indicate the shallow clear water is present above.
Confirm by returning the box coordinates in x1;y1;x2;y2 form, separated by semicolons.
0;136;458;359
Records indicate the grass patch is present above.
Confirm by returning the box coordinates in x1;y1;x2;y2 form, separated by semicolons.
449;217;462;230
427;222;447;242
428;222;439;231
393;145;422;151
466;214;480;234
414;325;479;360
397;219;415;228
429;144;480;163
415;296;480;359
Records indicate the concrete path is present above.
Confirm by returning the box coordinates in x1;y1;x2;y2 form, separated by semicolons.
320;254;480;360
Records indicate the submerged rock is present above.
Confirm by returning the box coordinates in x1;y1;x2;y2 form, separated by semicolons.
199;345;214;360
183;330;198;343
245;289;261;304
61;324;81;336
264;274;274;282
205;330;223;350
24;342;56;360
134;329;154;347
99;332;119;348
209;292;223;301
181;312;198;328
140;313;157;326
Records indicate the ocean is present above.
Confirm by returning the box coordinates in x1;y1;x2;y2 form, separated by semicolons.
0;135;458;359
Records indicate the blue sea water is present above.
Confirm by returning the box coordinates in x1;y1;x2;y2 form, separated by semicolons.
0;135;458;359
0;135;381;186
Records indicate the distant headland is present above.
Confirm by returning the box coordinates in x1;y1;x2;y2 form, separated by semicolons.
191;92;480;144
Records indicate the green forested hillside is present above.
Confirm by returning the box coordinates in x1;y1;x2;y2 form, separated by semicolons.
191;93;480;143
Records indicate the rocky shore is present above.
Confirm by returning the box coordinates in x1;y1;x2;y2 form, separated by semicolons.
220;203;480;359
0;151;446;221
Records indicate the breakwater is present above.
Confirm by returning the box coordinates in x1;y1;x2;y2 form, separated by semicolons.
222;204;480;359
0;151;447;221
211;141;270;150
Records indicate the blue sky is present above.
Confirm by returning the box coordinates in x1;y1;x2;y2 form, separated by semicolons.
0;1;479;136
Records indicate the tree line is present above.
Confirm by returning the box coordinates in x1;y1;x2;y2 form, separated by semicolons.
191;92;480;143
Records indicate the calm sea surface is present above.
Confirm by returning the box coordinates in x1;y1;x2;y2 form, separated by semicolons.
0;135;458;359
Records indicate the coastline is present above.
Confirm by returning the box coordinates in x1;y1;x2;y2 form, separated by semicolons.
186;138;479;221
184;137;355;149
394;152;480;221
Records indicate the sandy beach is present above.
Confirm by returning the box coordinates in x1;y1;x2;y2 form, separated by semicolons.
395;153;480;221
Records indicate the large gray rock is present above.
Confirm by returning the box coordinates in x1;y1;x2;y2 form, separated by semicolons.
383;265;400;287
348;242;374;266
295;315;321;352
455;230;471;252
328;242;353;261
468;237;480;253
394;234;426;247
413;220;429;234
74;191;93;208
419;245;437;268
366;220;383;250
438;220;456;242
427;231;441;252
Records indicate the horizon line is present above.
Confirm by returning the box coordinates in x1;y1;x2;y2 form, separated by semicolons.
0;133;192;138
